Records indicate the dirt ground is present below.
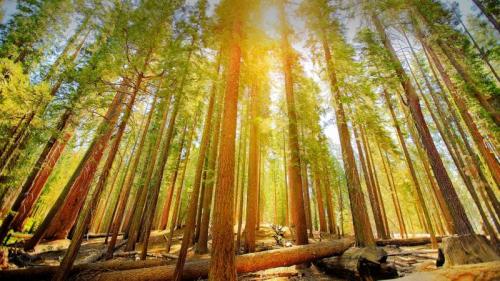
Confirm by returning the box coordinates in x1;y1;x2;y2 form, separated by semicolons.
2;225;439;280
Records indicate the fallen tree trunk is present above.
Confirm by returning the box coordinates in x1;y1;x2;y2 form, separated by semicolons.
96;238;354;281
85;233;124;239
0;259;172;281
315;247;398;280
394;261;500;281
376;237;443;246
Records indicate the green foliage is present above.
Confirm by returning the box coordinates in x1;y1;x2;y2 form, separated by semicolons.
0;58;49;134
0;0;73;70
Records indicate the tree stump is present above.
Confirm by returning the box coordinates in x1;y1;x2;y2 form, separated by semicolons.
439;234;499;267
315;246;398;280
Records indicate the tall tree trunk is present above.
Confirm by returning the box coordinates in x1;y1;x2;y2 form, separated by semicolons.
283;131;290;227
313;169;327;233
363;133;390;237
378;77;439;245
44;78;138;241
405;56;498;244
197;90;223;254
235;100;249;251
0;109;73;242
24;88;126;251
418;33;500;189
321;163;337;236
165;134;194;252
321;34;374;247
204;14;243;281
371;14;474;236
105;93;158;258
140;97;185;260
125;92;173;251
379;149;407;238
301;162;314;237
158;139;185;231
405;30;498;214
244;84;261;253
279;0;308;246
353;127;386;239
92;134;132;233
103;133;137;241
51;73;140;281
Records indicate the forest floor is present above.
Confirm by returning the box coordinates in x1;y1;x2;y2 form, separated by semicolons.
3;225;441;280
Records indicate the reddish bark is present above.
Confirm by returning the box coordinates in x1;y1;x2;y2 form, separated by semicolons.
12;131;73;232
372;13;473;236
244;84;261;253
205;16;243;281
24;88;125;250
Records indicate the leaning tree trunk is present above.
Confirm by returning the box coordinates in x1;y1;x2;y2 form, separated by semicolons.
140;97;185;260
362;131;390;237
105;93;158;258
51;73;141;281
372;13;474;236
418;33;500;189
125;94;172;251
24;88;125;251
0;108;73;242
353;126;386;239
44;77;140;241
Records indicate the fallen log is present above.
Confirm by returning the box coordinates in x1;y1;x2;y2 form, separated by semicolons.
387;249;437;256
84;233;124;239
0;257;171;281
95;238;354;281
315;247;398;280
392;261;500;281
376;237;443;246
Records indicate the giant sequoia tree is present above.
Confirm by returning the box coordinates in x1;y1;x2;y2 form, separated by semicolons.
0;0;498;280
